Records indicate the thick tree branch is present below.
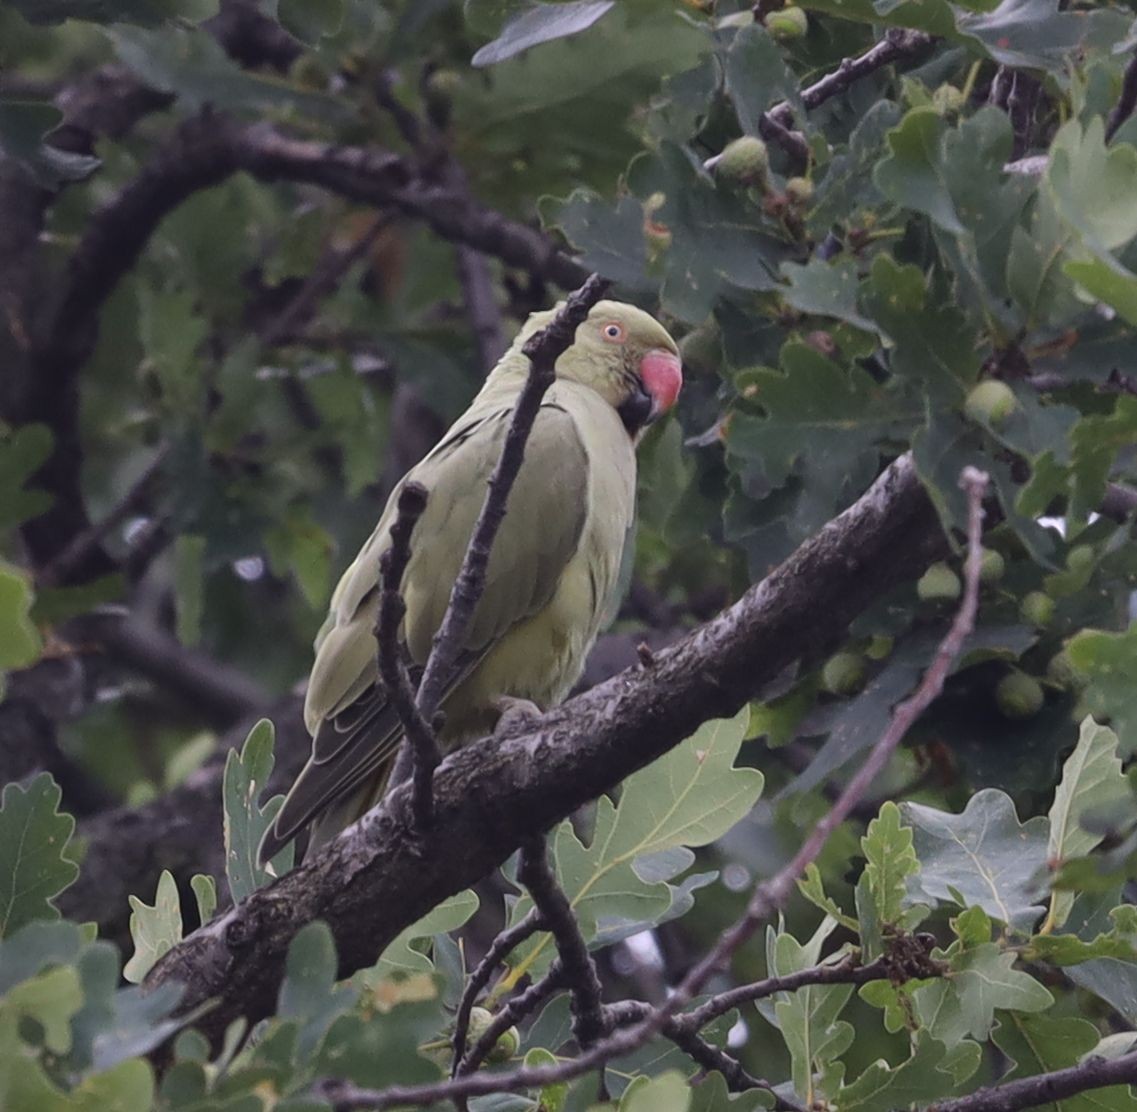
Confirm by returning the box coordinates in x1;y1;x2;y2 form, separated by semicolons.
145;451;949;1048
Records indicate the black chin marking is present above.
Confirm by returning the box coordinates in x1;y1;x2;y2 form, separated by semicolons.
617;385;654;435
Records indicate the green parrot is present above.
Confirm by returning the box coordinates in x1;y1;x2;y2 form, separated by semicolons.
258;300;682;864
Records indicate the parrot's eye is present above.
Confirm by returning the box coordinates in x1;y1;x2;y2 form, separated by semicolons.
602;322;627;343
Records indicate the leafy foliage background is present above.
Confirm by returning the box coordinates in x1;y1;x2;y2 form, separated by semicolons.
5;0;1137;1109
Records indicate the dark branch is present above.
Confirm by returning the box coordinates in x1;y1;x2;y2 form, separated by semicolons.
374;482;440;830
144;451;950;1049
451;909;545;1076
930;1052;1137;1112
517;835;607;1051
769;28;933;128
604;1001;800;1112
1106;50;1137;142
414;273;611;720
36;446;169;588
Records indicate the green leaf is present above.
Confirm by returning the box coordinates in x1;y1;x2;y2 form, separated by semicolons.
70;1058;155;1112
838;1031;979;1112
1066;625;1137;755
0;100;101;188
864;255;981;404
0;425;53;531
688;1071;775;1112
223;718;294;904
862;802;919;927
277;0;345;43
279;921;356;1058
472;1;616;67
993;1013;1136;1112
797;864;858;932
1047;120;1137;253
0;774;79;938
767;921;855;1104
5;0;216;26
902;788;1048;933
724;23;803;140
190;874;216;926
1045;718;1129;930
508;709;761;977
123;870;183;984
779;257;878;335
1065;256;1137;327
363;890;480;979
959;0;1128;73
109;25;348;121
0;563;41;686
875;108;964;235
3;965;83;1054
619;1071;691;1112
545;192;649;289
264;511;335;610
915;939;1052;1044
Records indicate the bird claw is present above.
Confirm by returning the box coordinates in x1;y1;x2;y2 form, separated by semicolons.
492;696;544;737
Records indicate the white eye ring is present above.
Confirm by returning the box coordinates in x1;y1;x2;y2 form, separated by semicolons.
602;322;626;342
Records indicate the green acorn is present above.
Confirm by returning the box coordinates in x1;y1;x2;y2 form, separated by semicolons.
766;5;808;40
715;136;770;188
821;651;867;696
1020;591;1055;628
918;562;961;602
964;380;1017;426
996;672;1044;719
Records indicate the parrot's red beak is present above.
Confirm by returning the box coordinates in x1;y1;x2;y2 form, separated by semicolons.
640;349;683;418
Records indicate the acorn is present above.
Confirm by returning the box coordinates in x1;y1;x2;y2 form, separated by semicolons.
821;651;867;696
766;5;808;40
1046;649;1085;692
964;380;1017;426
978;548;1005;584
714;136;770;188
918;562;961;602
996;672;1045;719
1019;591;1055;628
785;176;814;206
467;1007;520;1064
932;84;965;115
1066;544;1094;574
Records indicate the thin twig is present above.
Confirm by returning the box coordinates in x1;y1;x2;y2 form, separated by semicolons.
604;1001;802;1111
451;909;546;1077
259;214;391;349
373;482;441;830
769;28;933;127
300;466;989;1109
517;835;607;1050
457;963;567;1077
1106;50;1137;142
37;446;169;587
413;274;611;722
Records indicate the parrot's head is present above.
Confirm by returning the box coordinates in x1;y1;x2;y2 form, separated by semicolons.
559;300;683;436
503;299;681;437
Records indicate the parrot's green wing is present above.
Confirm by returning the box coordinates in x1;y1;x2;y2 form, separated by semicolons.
259;402;590;861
